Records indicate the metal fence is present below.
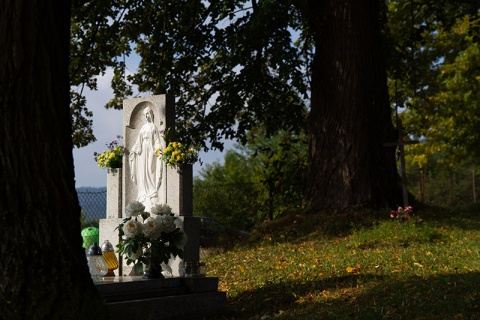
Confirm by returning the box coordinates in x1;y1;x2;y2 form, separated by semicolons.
78;189;106;229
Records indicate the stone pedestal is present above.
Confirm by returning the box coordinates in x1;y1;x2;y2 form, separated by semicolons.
106;168;122;218
182;216;200;264
165;164;193;217
99;168;124;276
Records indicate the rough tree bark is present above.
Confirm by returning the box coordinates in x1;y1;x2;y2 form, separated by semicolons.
0;1;108;318
303;0;400;211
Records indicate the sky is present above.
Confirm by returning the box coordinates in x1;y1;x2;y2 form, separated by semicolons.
72;68;232;188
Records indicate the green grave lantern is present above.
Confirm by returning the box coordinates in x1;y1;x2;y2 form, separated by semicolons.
81;227;99;250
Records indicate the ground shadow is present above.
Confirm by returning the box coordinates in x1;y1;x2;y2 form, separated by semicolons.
205;271;480;319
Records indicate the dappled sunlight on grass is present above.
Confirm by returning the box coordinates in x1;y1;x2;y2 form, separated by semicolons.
204;210;480;319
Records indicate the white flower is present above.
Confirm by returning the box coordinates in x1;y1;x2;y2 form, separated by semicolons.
156;214;176;233
154;215;167;231
174;218;183;229
125;201;145;217
143;217;163;239
123;219;143;238
150;203;173;216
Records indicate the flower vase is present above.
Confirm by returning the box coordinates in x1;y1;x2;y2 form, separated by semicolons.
143;263;164;279
142;245;165;279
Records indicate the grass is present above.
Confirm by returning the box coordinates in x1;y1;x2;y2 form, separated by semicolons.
203;204;480;319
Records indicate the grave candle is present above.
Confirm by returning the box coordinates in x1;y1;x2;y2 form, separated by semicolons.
87;243;108;283
101;240;119;277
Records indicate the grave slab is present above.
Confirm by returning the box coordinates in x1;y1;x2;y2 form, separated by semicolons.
97;276;226;319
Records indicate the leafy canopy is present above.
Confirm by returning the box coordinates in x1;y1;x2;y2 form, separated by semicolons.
386;0;480;169
70;0;311;149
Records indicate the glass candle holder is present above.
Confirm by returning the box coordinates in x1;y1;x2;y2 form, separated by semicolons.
101;240;119;277
87;243;108;283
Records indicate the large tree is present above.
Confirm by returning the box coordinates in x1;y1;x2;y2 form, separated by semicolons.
0;0;107;318
302;0;398;210
71;0;400;211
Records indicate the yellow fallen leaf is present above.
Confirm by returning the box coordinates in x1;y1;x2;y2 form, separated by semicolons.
274;310;285;318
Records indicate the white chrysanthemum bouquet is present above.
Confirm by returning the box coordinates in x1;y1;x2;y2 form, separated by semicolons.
116;201;187;274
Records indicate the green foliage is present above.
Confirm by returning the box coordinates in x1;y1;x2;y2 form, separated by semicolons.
405;154;479;207
421;170;476;207
207;206;480;319
386;0;480;168
194;129;307;229
194;150;261;230
69;0;310;150
71;0;480;164
242;129;307;220
70;0;132;147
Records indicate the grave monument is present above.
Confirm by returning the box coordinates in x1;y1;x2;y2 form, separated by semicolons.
97;95;225;319
99;95;199;277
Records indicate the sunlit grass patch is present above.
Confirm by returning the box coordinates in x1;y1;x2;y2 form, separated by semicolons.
205;207;480;319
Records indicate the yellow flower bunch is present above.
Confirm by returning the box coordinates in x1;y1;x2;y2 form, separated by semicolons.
94;137;124;169
156;141;199;168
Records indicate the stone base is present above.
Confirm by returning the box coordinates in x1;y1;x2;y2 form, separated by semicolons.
96;276;226;319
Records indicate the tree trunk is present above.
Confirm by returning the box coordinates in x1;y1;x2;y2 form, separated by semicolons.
0;1;108;318
304;0;400;211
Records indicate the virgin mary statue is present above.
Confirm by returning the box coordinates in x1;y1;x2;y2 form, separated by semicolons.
129;107;164;210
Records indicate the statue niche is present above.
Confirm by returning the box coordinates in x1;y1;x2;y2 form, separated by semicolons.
128;105;166;211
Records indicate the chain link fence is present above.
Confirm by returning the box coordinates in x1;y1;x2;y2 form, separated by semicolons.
78;189;106;229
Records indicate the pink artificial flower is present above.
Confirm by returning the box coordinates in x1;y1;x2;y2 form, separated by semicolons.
404;206;414;214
